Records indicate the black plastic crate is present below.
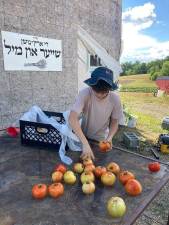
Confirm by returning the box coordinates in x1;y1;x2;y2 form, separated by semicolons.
20;111;65;150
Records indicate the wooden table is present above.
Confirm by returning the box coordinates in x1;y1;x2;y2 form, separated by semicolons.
0;134;169;225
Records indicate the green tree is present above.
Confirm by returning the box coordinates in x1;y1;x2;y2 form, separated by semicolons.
133;62;147;74
121;62;133;75
120;56;169;77
140;63;147;74
132;61;140;74
161;61;169;76
150;71;161;81
164;56;169;61
147;60;163;74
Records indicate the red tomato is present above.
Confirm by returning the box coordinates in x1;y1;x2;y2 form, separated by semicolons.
32;184;48;199
94;166;107;178
99;141;111;152
125;179;142;196
48;183;64;198
148;162;160;172
54;164;67;174
119;171;135;185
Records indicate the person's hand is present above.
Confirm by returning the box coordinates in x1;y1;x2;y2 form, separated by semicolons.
104;139;113;150
80;143;95;160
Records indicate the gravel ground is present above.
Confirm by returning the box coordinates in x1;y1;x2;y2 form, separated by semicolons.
134;180;169;225
114;126;169;225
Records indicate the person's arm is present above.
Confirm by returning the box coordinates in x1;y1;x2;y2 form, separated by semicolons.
106;118;119;148
69;111;95;160
105;93;122;148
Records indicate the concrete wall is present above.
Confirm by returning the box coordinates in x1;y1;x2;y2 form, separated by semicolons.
77;38;90;91
77;0;122;90
0;0;122;129
77;0;122;59
0;0;78;129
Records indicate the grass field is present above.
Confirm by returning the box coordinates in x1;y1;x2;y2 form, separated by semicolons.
119;74;157;92
119;74;156;88
119;74;169;142
117;74;169;225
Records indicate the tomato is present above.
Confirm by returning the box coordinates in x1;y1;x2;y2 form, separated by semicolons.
99;141;111;152
73;163;84;173
48;183;64;198
82;181;95;194
83;158;93;166
107;197;126;218
148;162;160;172
94;166;107;178
119;171;135;185
63;171;77;184
107;162;120;175
101;171;116;186
51;171;63;182
32;184;48;199
84;164;95;173
81;171;95;184
125;179;142;196
54;164;67;174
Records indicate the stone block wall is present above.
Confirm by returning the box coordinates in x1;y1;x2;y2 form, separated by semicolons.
77;0;122;90
77;0;122;60
0;0;78;129
0;0;121;129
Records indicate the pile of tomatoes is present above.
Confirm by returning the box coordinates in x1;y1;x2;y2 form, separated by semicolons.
32;159;144;199
31;142;161;219
32;164;66;200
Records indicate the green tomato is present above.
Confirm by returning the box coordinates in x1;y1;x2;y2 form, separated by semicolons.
107;197;126;218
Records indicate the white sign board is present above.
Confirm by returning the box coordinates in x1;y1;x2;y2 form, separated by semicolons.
1;31;62;71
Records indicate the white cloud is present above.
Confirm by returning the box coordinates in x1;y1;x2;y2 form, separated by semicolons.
122;2;156;24
121;2;169;62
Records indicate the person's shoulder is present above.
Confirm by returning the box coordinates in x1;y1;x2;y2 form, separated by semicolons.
109;91;121;102
109;90;120;98
78;87;91;97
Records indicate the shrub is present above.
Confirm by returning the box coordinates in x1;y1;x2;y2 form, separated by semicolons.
150;71;161;81
120;86;157;93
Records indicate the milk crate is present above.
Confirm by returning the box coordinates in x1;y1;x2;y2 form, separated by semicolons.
20;111;65;150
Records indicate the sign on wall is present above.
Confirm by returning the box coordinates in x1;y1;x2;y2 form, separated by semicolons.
1;31;62;71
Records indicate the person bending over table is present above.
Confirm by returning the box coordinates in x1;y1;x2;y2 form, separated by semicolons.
69;66;123;160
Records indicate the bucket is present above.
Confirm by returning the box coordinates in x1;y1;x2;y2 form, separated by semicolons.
127;117;137;128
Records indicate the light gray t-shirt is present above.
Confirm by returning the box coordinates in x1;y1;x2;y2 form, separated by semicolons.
71;87;123;141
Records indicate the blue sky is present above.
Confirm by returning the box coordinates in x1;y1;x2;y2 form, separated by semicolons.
121;0;169;62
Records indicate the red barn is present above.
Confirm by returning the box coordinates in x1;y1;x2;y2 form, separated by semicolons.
156;76;169;94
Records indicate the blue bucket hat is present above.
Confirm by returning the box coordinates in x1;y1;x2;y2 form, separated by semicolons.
84;67;118;90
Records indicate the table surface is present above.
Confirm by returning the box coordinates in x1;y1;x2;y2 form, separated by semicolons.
0;135;169;225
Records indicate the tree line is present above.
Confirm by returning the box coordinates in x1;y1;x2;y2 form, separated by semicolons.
121;56;169;80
